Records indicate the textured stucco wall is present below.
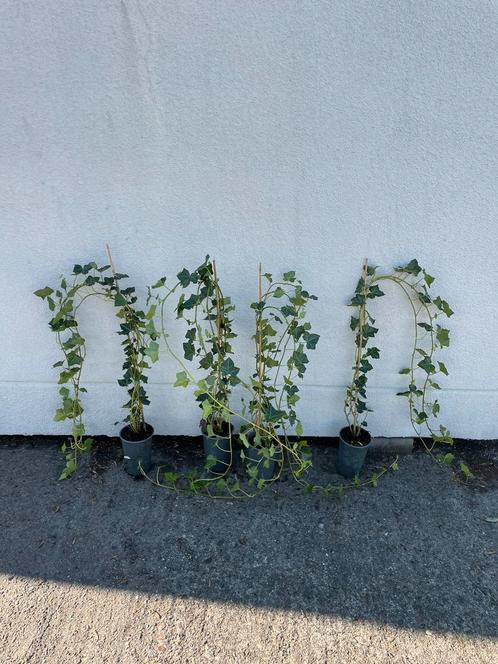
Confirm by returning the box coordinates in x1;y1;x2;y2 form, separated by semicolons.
1;0;497;437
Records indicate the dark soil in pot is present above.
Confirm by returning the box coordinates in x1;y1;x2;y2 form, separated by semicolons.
336;426;372;478
119;423;154;477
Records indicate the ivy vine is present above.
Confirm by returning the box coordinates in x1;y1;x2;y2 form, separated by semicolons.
34;261;110;478
236;265;319;485
345;258;454;452
105;245;159;435
173;256;241;437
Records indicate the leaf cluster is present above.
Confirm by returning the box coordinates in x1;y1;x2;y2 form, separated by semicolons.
247;269;319;446
34;262;111;477
345;258;454;448
107;271;160;434
174;256;240;436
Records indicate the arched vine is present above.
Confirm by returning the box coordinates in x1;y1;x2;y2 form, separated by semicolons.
345;258;457;460
35;252;160;478
35;262;110;478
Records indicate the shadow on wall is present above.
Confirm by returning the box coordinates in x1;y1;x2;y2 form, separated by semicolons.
0;440;497;639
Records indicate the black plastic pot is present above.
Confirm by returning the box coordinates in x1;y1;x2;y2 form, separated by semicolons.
119;423;154;477
336;426;372;478
244;431;283;481
202;428;233;474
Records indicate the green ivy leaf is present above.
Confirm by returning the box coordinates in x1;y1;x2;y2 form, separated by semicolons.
34;286;54;299
59;457;77;480
424;272;435;286
360;359;373;373
418;356;435;374
163;471;178;485
145;304;157;320
395;259;421;276
202;400;213;420
349;294;365;306
174;371;190;388
263;404;286;423
53;409;66;422
438;361;449;376
220;357;240;379
362;324;378;339
177;268;191;287
183;340;195;361
305;333;320;350
433;297;454;318
436;326;450;348
72;423;85;438
367;284;385;299
460;462;474;479
114;292;128;307
280;305;297;317
145;341;160;363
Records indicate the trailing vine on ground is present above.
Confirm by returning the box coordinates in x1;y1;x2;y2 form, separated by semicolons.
144;261;398;498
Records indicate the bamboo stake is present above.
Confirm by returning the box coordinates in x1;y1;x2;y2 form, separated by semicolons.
105;242;116;277
212;259;222;345
351;258;369;438
256;262;263;428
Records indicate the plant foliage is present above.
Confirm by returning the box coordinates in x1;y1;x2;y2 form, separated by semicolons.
345;258;453;449
175;256;240;437
35;262;110;478
105;246;159;435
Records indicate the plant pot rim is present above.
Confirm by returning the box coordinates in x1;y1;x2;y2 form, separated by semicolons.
119;423;154;443
339;425;372;448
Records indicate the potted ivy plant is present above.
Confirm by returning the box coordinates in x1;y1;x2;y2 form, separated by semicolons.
105;245;160;477
34;261;112;478
172;257;240;474
240;265;319;482
341;258;453;478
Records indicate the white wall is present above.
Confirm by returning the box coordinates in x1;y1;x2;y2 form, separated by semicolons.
1;0;497;438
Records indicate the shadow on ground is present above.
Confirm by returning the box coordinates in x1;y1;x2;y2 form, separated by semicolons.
0;439;497;638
